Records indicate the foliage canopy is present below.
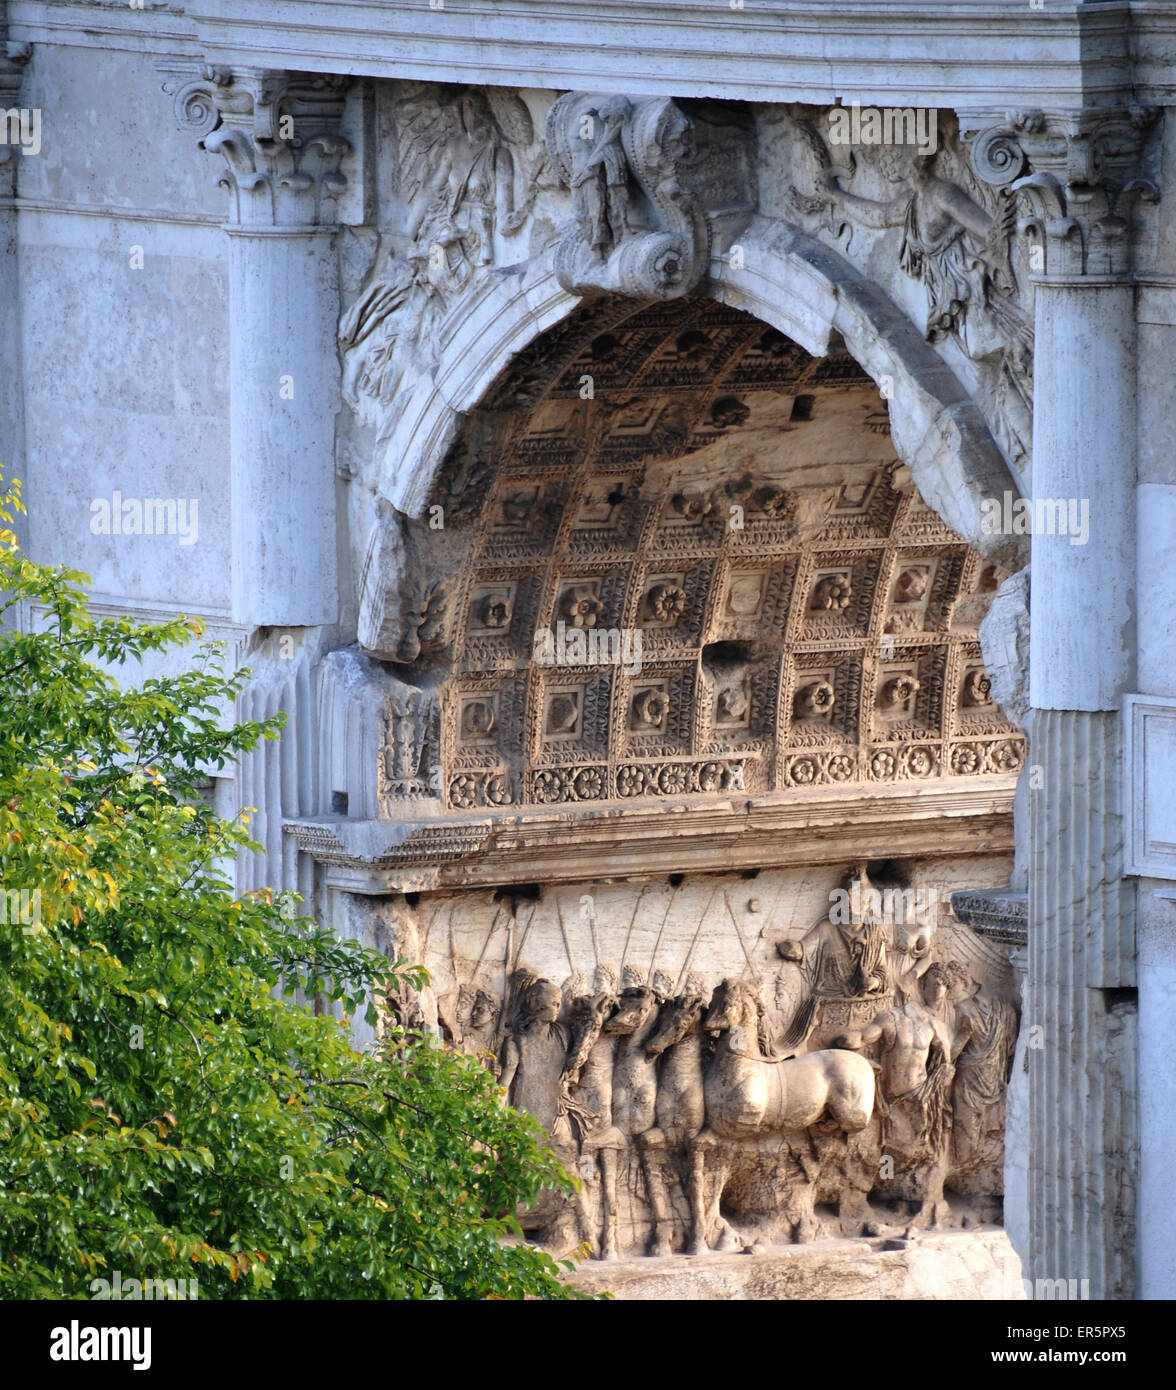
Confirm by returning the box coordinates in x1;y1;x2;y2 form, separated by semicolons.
0;472;581;1299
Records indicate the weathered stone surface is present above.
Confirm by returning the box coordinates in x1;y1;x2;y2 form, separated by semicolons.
10;1;1173;1299
565;1228;1025;1301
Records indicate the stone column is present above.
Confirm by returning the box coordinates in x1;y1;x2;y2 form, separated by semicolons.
971;109;1156;1299
165;66;349;627
0;36;30;546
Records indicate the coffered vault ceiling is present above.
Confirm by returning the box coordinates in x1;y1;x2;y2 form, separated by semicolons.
424;296;1024;814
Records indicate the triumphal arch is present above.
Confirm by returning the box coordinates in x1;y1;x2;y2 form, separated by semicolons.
6;0;1176;1298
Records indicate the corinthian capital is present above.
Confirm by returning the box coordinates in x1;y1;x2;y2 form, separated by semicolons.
965;107;1159;279
160;63;350;228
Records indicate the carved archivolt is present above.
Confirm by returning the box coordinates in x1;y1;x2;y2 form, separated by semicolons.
337;83;1035;522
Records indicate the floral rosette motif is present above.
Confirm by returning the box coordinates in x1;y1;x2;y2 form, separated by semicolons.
950;743;981;775
657;763;689;795
902;745;937;779
573;766;604;800
870;749;897;780
478;593;512;630
812;574;853;612
559;587;604;629
532;769;566;803
484;772;513;805
790;756;818;785
646;582;687;625
616;765;646;798
449;773;479;809
988;740;1025;773
826;753;854;782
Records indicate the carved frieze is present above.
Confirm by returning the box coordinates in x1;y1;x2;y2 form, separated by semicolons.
370;863;1017;1258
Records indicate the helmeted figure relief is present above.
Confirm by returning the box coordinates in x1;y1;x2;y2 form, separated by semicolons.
452;984;500;1061
498;972;571;1136
592;966;673;1258
562;964;624;1258
496;971;580;1248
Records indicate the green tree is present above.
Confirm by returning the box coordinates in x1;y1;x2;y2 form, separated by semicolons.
0;471;583;1300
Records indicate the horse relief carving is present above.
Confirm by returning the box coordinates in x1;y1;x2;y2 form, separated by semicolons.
382;866;1017;1262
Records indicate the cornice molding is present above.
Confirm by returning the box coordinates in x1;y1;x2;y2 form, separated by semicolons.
11;2;1176;108
285;778;1018;893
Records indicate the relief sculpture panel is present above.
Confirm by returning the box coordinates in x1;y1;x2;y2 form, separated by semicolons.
359;863;1018;1261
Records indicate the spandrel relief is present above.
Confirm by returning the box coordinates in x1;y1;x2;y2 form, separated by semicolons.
768;108;1035;478
376;864;1018;1259
339;83;542;429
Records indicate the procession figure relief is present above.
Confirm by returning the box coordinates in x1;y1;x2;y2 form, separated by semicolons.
776;863;892;1050
497;973;572;1139
400;851;1016;1257
835;962;957;1227
945;961;1018;1176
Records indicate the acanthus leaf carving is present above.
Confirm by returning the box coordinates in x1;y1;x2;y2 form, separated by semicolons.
161;64;351;226
964;106;1161;280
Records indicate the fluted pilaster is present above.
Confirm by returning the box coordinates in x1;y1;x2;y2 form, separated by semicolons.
1028;710;1136;1300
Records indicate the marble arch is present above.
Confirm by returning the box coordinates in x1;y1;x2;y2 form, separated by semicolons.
291;81;1044;1280
301;271;1032;1264
9;9;1166;1291
365;225;1025;582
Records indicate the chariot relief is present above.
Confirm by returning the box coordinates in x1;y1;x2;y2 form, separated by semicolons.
365;866;1016;1261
